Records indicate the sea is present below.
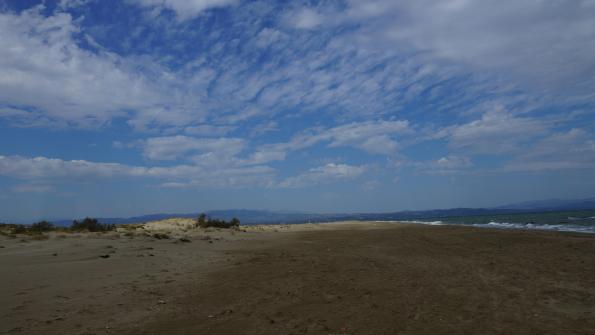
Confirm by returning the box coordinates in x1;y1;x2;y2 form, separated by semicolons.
399;209;595;234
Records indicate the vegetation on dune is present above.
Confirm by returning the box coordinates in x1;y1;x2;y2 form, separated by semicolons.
71;217;116;232
152;233;170;239
1;221;56;235
1;213;241;240
30;220;54;232
197;213;240;229
1;218;116;236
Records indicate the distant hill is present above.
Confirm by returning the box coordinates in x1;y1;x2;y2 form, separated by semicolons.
49;197;595;226
497;198;595;211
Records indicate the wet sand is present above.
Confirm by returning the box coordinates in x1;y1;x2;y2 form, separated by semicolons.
1;221;594;334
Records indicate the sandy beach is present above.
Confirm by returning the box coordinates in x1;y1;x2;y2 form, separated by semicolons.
1;221;594;334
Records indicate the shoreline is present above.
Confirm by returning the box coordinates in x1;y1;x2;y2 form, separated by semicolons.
2;221;594;334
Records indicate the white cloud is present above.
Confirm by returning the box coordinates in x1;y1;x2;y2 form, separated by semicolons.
184;124;236;137
255;28;284;48
157;164;276;188
131;0;238;20
11;183;54;194
445;107;548;154
58;0;92;10
142;136;245;161
324;120;410;155
504;128;595;172
300;0;595;100
0;107;30;118
0;155;370;189
0;2;478;133
0;7;173;127
279;163;366;188
0;155;147;180
137;120;408;168
362;180;381;192
290;8;324;29
249;120;279;138
245;149;286;165
249;120;410;164
413;155;473;175
0;155;275;188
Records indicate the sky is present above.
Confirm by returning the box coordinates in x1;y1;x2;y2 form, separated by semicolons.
0;0;594;222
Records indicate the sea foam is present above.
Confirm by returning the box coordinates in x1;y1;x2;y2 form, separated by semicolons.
381;219;595;234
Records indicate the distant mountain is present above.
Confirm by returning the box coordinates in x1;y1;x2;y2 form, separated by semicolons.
49;197;595;226
497;198;595;211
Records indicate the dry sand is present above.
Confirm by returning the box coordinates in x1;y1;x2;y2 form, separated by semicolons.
1;220;594;334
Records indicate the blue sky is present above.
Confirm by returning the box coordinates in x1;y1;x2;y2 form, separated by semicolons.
1;0;594;222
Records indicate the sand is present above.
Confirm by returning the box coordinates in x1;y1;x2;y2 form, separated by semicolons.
1;221;594;334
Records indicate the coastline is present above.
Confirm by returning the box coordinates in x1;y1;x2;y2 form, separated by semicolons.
2;221;594;334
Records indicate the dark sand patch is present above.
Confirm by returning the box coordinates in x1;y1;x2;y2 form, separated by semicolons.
137;224;595;335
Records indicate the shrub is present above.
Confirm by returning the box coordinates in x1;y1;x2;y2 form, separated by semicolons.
197;213;207;228
12;225;29;234
196;213;240;229
0;222;53;237
71;217;115;232
30;221;54;232
229;218;240;227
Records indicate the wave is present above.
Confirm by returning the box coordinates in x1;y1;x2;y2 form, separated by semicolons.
379;219;595;234
374;220;444;225
471;221;595;234
402;220;444;225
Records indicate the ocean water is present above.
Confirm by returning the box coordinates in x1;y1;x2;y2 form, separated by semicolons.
400;209;595;234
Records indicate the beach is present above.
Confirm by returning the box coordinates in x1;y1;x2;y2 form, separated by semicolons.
1;221;594;334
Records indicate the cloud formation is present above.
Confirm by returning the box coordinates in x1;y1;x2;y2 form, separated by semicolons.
141;136;245;161
279;163;367;188
0;154;372;190
292;0;595;100
0;7;169;127
250;120;410;164
0;1;594;219
0;155;276;188
131;0;238;20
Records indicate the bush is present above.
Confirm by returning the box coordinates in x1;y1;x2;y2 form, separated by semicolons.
71;217;115;232
229;218;240;227
0;221;54;236
12;225;29;234
196;213;240;229
30;221;54;232
197;213;207;228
